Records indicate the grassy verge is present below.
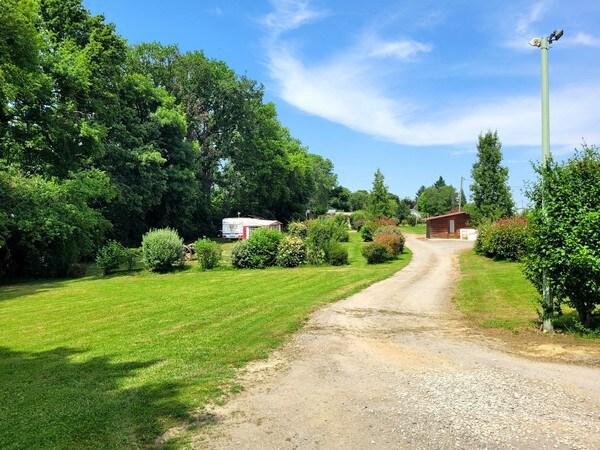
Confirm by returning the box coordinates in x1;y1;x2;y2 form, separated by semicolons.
0;232;410;448
454;250;600;340
454;250;541;331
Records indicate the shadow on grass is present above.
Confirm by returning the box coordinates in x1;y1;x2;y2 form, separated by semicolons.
0;347;196;448
554;311;600;337
0;278;69;303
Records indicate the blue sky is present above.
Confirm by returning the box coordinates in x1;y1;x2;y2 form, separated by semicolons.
84;0;600;207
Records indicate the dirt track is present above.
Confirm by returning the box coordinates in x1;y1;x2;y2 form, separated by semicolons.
199;235;600;449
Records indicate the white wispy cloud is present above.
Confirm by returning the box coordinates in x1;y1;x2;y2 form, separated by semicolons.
261;1;600;152
267;44;600;148
515;2;545;35
570;32;600;47
504;1;547;50
262;0;327;36
367;39;433;60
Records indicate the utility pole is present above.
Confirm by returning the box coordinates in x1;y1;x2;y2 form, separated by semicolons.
530;29;563;332
458;176;464;212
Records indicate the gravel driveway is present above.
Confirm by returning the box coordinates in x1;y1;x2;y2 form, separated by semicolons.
200;235;600;449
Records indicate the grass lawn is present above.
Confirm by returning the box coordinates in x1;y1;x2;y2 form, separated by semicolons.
401;224;426;234
454;250;541;331
454;250;600;340
0;232;411;448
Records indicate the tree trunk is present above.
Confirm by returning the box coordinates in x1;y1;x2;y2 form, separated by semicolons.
577;307;592;328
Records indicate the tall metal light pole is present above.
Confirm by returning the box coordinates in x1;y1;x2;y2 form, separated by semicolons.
529;29;563;332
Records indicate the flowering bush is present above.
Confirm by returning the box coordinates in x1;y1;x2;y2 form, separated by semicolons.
371;216;399;229
360;216;399;242
276;236;307;268
287;221;308;240
475;217;528;261
373;233;404;258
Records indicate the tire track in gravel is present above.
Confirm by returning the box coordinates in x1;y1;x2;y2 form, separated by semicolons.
197;235;600;449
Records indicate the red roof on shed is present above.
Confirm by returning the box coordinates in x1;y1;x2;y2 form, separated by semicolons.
422;211;469;221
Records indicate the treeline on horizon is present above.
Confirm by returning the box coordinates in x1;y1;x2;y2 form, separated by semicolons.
0;0;348;277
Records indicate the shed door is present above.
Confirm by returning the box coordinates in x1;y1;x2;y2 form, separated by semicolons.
449;219;455;234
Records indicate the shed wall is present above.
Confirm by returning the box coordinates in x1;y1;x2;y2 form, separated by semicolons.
426;215;470;239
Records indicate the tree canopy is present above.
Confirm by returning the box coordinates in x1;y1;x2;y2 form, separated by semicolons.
470;131;514;224
366;169;397;219
416;176;460;217
0;0;341;277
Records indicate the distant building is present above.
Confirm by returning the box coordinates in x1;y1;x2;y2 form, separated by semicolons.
221;217;282;239
423;211;471;239
410;209;422;219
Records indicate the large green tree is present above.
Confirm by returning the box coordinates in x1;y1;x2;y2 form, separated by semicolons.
470;131;514;224
366;169;396;219
129;42;323;228
0;167;114;276
417;184;459;217
0;0;340;277
349;190;369;212
524;144;600;328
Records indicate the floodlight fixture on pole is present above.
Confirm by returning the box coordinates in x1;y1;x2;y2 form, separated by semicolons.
529;29;563;332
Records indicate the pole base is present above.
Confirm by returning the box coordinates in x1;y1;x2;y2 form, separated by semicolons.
541;317;554;333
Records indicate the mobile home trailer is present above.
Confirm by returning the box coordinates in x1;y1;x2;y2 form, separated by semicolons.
221;217;282;239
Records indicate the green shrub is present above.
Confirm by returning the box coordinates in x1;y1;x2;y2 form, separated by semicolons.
373;233;404;258
326;244;348;266
350;210;367;230
141;228;184;273
361;242;389;264
360;223;373;242
123;248;139;271
287;221;308;240
524;145;600;327
474;220;493;256
306;217;348;264
96;240;126;275
333;214;350;241
195;238;222;270
231;240;253;269
476;217;527;261
276;236;307;268
245;228;283;269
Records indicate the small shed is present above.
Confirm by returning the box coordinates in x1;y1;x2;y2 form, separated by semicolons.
222;217;282;239
423;211;471;239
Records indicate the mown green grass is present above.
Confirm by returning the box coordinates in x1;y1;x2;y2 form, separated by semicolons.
0;232;411;448
454;250;541;331
401;224;426;234
455;250;600;343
